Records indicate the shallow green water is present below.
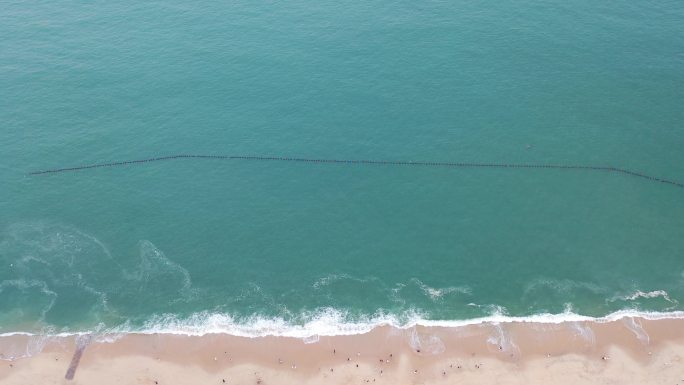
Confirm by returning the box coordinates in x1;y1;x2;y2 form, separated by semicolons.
1;0;683;335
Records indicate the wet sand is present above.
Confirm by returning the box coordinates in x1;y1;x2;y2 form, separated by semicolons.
1;317;683;384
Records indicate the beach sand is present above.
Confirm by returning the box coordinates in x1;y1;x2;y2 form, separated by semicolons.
1;317;683;384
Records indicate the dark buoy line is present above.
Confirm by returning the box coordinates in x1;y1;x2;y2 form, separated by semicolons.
27;154;684;189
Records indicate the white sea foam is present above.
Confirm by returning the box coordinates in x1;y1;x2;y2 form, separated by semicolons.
0;225;681;340
408;327;446;355
409;278;471;300
0;221;121;323
486;323;519;355
569;321;596;344
622;317;650;345
523;278;606;298
312;273;378;289
609;290;678;304
133;240;195;299
137;308;411;338
3;308;683;340
388;279;471;306
0;279;58;320
0;334;54;361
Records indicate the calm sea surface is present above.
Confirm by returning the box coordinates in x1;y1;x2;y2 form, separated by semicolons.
1;0;683;334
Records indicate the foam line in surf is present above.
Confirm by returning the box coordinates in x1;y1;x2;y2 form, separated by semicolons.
2;309;684;339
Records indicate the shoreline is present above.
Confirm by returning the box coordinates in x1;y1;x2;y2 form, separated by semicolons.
1;317;683;384
2;308;683;339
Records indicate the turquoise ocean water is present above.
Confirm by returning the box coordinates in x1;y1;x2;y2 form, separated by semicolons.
1;0;684;337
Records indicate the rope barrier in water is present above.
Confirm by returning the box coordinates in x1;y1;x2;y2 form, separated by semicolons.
28;154;684;189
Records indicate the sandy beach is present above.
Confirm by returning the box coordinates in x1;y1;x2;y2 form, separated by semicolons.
1;317;683;384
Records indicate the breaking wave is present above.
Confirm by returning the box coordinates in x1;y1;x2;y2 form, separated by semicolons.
2;307;683;340
609;290;678;304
